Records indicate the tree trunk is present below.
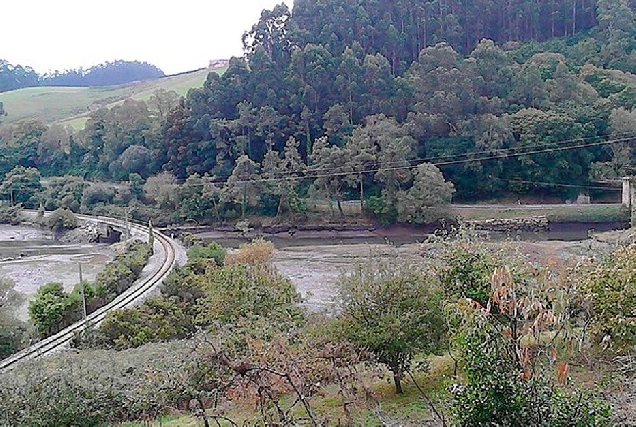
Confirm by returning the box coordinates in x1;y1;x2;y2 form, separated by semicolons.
336;197;345;219
394;372;404;394
241;182;247;219
360;176;365;211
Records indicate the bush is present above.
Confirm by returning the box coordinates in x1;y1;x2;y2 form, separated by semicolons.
0;204;23;225
196;263;304;329
579;244;636;352
450;267;611;425
47;207;79;232
187;242;226;266
93;240;151;301
337;259;447;394
224;238;275;266
95;298;195;350
28;283;80;338
438;244;499;307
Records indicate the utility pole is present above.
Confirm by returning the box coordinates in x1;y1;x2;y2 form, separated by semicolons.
78;263;87;326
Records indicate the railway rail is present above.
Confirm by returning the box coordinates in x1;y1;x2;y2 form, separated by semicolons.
0;214;179;372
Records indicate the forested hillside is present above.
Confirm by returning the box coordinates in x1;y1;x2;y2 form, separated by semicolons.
0;60;164;92
1;0;636;225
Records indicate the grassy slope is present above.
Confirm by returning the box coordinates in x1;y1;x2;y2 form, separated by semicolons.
0;67;225;129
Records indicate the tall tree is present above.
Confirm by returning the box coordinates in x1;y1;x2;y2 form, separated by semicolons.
309;136;353;218
222;155;262;219
396;163;455;223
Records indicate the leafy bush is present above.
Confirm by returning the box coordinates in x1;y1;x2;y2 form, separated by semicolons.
28;282;80;338
46;207;78;232
337;258;447;394
29;242;151;339
84;240;302;350
450;267;611;425
93;240;151;301
579;244;636;352
0;277;27;358
187;242;226;266
438;243;499;307
96;298;195;350
195;263;304;330
0;204;23;225
0;340;198;425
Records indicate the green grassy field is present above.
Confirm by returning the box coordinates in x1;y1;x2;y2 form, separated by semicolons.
0;67;225;129
452;204;630;223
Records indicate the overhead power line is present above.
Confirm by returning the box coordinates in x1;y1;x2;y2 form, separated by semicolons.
198;134;636;186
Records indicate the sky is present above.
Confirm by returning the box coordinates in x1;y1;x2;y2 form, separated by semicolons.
1;0;292;75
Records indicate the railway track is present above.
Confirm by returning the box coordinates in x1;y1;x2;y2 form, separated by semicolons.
0;214;178;372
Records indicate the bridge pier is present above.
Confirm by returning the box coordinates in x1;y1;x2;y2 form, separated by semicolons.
623;177;636;227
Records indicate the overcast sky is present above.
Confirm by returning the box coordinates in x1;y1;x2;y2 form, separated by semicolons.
2;0;291;75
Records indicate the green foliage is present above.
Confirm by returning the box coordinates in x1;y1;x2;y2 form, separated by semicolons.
46;207;78;232
28;282;79;338
451;318;611;426
438;243;500;307
96;298;195;350
396;162;455;224
579;244;636;352
187;242;226;267
0;204;23;225
195;263;304;329
450;267;611;426
87;240;303;350
0;340;200;425
336;258;446;394
0;277;26;359
29;242;151;340
94;241;151;301
0;166;43;209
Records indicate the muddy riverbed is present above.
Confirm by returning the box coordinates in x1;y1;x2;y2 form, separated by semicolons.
2;221;626;319
273;238;618;312
0;225;114;320
204;224;625;312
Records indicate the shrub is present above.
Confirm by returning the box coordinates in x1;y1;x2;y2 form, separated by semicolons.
47;207;79;232
579;244;636;352
29;283;80;338
95;298;195;350
187;242;226;266
94;240;151;301
224;238;275;266
0;204;23;225
450;267;611;425
438;244;499;307
196;263;304;329
336;258;447;394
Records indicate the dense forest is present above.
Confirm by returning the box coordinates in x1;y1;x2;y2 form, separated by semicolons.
0;60;164;92
1;0;636;224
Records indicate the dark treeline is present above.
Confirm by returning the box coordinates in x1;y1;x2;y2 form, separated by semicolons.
290;0;600;73
1;0;636;224
0;60;164;92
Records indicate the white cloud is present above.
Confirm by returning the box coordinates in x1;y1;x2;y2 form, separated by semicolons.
1;0;292;74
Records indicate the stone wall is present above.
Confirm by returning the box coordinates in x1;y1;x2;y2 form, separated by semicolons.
466;216;549;232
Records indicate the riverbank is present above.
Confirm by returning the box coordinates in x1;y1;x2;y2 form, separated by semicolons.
164;204;629;245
